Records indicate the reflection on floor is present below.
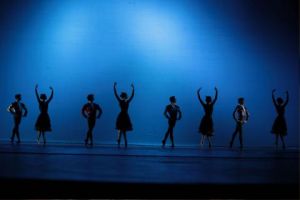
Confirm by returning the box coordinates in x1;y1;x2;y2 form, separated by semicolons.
0;142;299;198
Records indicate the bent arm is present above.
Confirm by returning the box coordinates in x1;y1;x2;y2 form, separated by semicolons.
114;85;121;102
97;106;103;118
128;86;135;103
197;90;205;106
177;108;182;120
164;107;169;119
212;88;218;105
81;106;87;118
7;104;13;113
47;89;54;103
232;107;238;121
22;104;28;116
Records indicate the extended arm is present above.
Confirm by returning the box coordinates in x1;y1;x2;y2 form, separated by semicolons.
128;84;135;103
197;88;205;106
283;91;289;107
47;87;54;103
113;82;121;101
212;87;218;105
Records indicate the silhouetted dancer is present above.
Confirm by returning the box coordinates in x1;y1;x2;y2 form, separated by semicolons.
271;89;289;149
162;96;182;148
7;94;28;144
197;87;218;148
114;82;134;148
82;94;102;146
35;84;53;145
230;97;249;149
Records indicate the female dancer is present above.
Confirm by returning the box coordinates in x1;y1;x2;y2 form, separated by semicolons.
82;94;102;146
35;84;54;145
113;82;134;147
197;87;218;148
7;94;28;144
271;89;289;149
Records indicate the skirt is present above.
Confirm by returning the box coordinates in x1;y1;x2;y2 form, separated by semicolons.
199;115;214;136
116;112;133;131
271;116;287;136
35;113;52;132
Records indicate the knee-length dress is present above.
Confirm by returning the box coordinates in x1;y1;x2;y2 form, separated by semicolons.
271;105;287;136
199;103;214;136
116;100;132;131
35;101;52;132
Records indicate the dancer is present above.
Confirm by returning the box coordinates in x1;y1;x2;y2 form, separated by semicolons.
230;97;249;149
113;82;134;147
271;89;289;149
82;94;102;146
7;94;28;144
162;96;182;148
35;84;54;145
197;87;218;148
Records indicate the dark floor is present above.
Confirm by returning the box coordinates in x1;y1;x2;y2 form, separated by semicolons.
0;142;299;198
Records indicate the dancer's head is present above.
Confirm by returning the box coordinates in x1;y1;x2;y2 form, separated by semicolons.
238;97;244;105
170;96;176;104
87;94;94;102
276;97;284;105
40;94;47;101
15;94;21;101
120;92;128;100
206;96;212;104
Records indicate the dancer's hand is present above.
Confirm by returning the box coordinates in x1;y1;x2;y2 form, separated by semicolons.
114;82;117;87
35;84;38;89
272;89;276;93
49;86;53;90
131;83;134;89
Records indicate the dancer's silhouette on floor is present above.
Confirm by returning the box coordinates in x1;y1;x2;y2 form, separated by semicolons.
230;97;249;149
7;94;28;144
82;94;102;146
35;84;54;145
162;96;182;148
197;87;218;148
114;82;134;148
271;89;289;149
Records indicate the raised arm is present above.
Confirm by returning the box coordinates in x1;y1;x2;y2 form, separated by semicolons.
212;87;218;105
35;84;40;102
46;87;54;103
197;88;205;106
113;82;121;101
128;84;135;103
272;89;277;106
283;91;289;107
97;105;103;118
164;106;170;119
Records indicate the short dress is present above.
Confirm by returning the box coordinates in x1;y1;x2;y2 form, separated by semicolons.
199;104;214;136
271;105;287;136
116;100;133;131
35;101;52;132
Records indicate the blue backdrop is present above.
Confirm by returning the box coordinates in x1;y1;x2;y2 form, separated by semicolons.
0;0;298;147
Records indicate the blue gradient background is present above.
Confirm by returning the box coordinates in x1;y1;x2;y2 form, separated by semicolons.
0;0;298;146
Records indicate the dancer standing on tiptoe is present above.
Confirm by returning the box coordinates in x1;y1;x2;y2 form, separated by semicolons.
162;96;182;148
113;82;134;148
82;94;103;146
271;89;289;149
7;94;28;144
197;87;218;148
35;84;54;145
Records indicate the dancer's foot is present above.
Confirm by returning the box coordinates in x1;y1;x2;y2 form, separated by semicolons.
16;140;21;144
162;140;166;147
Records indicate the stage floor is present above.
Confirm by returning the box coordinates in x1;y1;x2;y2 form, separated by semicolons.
0;142;299;198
